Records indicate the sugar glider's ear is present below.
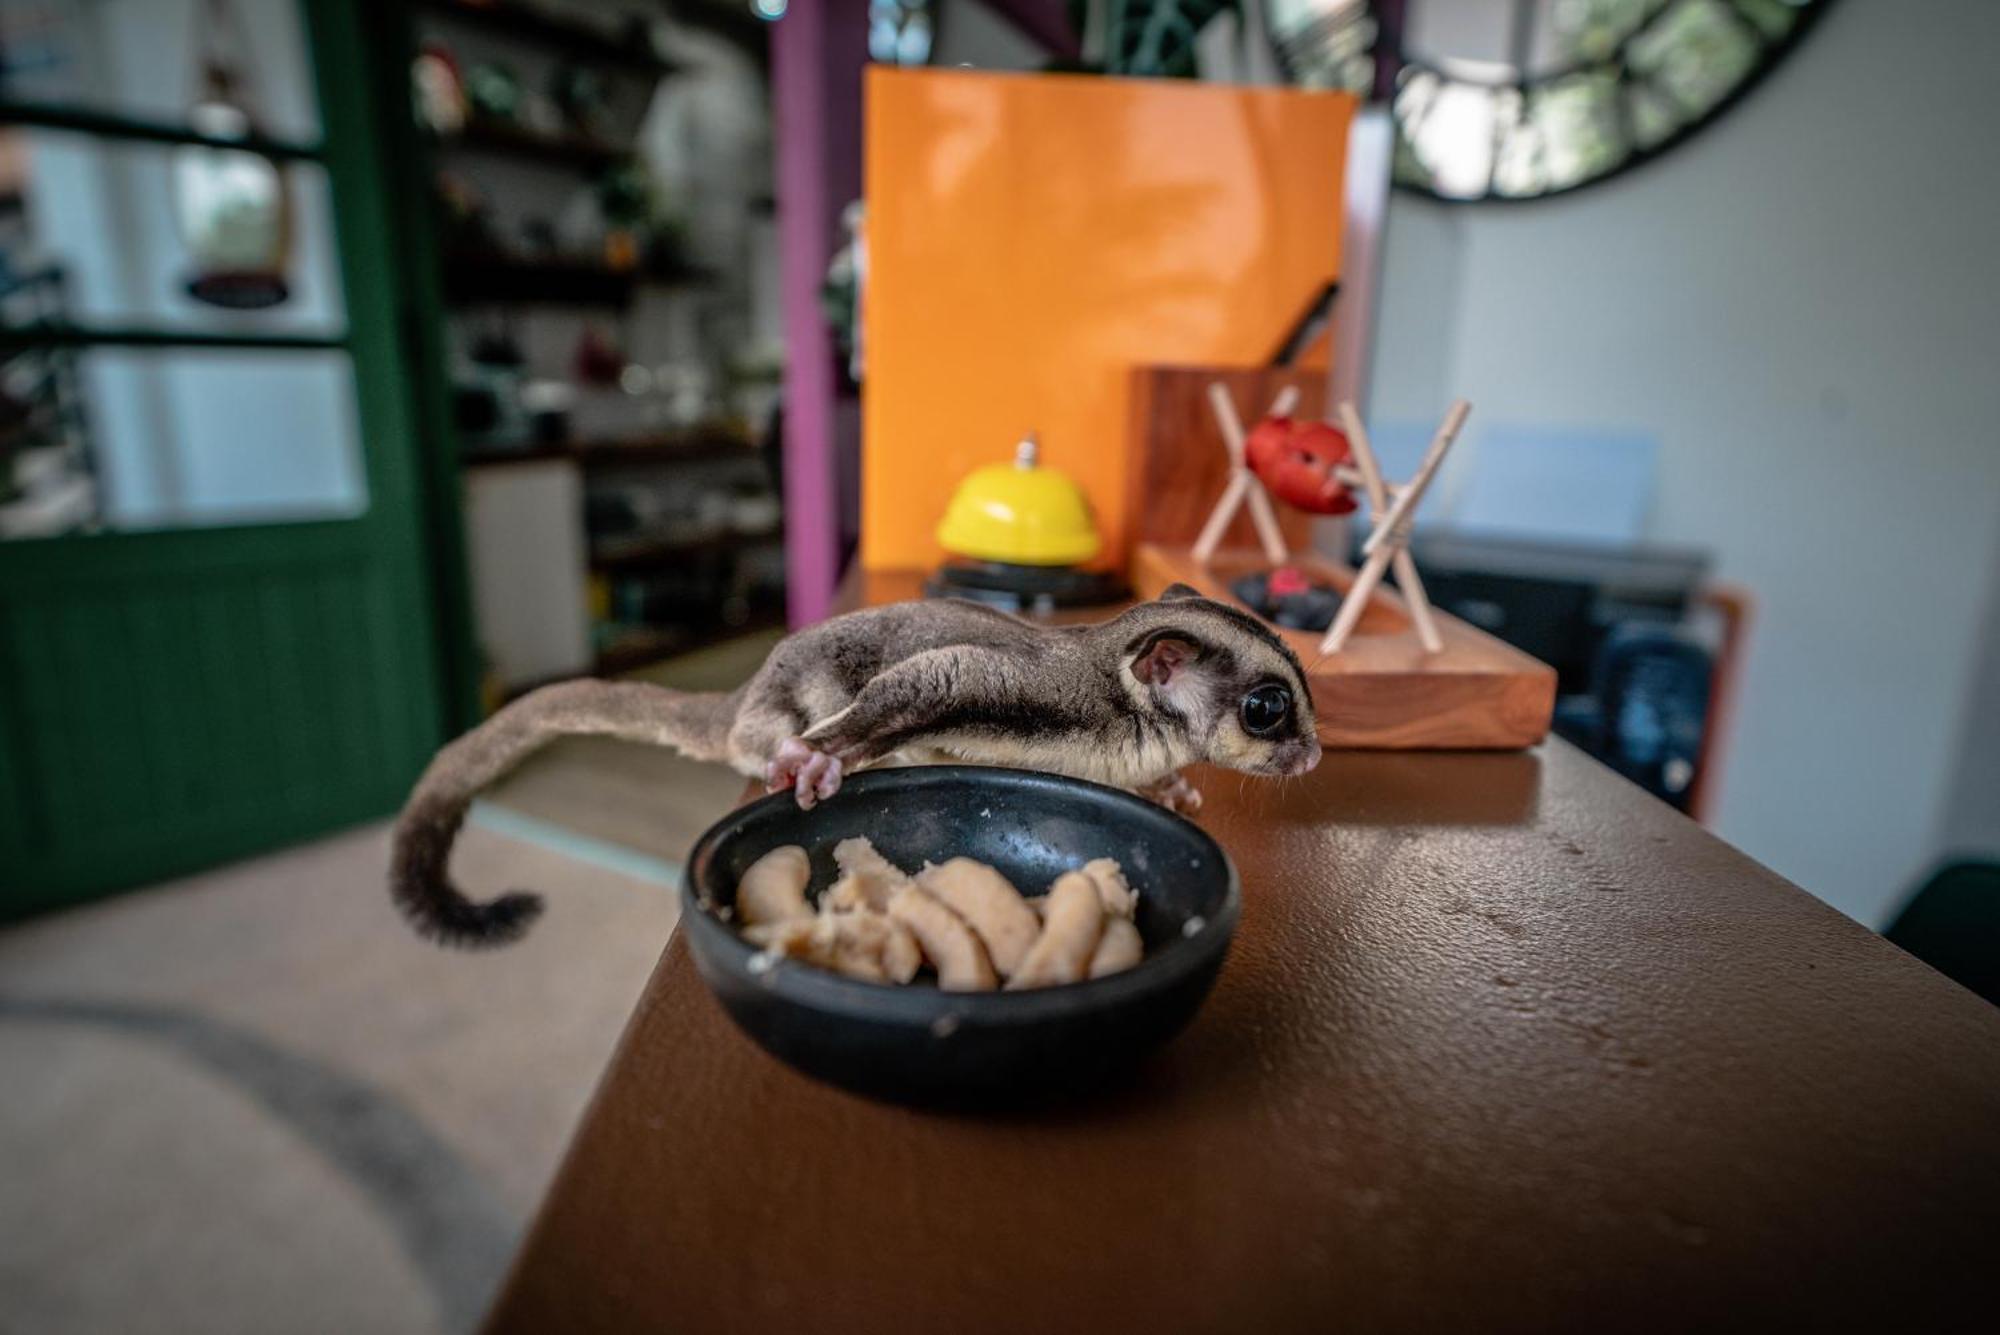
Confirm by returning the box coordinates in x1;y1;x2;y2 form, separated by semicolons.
1129;629;1202;688
1158;583;1203;602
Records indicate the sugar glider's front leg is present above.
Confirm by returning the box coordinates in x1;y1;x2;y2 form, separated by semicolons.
765;648;986;807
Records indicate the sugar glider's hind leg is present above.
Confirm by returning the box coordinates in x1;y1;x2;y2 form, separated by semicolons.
765;734;846;808
725;680;822;797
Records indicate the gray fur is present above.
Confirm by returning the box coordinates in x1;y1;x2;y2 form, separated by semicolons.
391;593;1319;947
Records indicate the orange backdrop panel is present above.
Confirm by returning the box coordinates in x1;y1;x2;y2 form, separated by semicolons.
861;67;1354;571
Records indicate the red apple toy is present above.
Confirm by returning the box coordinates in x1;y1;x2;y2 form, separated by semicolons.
1245;416;1359;516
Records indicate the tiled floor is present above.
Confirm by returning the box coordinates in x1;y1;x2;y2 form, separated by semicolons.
0;819;675;1334
0;632;777;1334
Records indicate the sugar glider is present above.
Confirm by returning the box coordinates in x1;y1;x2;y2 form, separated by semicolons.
392;585;1320;946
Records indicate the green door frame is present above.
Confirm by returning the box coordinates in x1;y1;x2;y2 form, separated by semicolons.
344;0;483;738
0;0;478;915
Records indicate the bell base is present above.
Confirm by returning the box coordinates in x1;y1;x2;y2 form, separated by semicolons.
923;560;1129;614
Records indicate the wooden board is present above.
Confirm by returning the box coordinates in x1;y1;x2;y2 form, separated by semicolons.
1134;543;1555;750
1124;365;1331;557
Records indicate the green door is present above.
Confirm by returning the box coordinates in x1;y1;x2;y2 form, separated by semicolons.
0;0;460;917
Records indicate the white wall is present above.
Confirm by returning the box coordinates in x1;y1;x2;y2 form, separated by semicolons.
1937;534;2000;864
931;0;1048;69
1369;0;2000;926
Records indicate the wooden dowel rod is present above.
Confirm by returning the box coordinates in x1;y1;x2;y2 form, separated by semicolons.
1192;469;1251;565
1319;542;1394;655
1337;401;1389;513
1206;381;1248;467
1393;549;1444;653
1244;477;1290;565
1362;398;1468;557
1340;399;1441;650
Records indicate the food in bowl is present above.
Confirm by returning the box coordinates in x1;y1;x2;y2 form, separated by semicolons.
735;838;1145;991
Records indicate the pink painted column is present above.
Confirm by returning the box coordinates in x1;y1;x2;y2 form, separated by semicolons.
771;0;862;627
772;2;1065;625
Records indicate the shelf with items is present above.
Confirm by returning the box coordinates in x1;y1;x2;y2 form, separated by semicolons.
418;0;676;78
439;118;626;172
415;4;686;280
571;423;757;467
440;255;636;307
439;253;717;307
588;493;786;677
458;442;574;469
406;0;784;693
592;610;785;678
459;421;759;470
589;525;781;574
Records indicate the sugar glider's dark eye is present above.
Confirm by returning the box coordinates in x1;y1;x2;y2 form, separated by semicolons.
1239;684;1291;737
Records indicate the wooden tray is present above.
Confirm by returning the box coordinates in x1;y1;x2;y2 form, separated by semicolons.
1134;542;1555;750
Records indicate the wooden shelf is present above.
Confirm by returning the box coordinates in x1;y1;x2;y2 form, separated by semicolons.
459;443;573;468
420;0;676;77
593;612;784;676
459;424;758;470
441;120;625;172
571;425;757;467
441;256;636;307
589;526;781;573
440;254;717;307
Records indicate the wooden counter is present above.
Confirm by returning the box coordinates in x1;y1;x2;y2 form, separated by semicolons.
482;576;2000;1334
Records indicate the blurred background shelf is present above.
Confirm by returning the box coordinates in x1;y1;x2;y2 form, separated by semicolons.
440;119;626;171
440;256;637;307
460;423;758;470
440;255;717;306
571;425;756;466
592;611;784;677
459;443;574;468
589;527;781;573
419;0;675;76
413;0;784;707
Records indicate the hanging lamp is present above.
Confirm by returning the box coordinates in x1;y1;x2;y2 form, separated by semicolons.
173;0;294;309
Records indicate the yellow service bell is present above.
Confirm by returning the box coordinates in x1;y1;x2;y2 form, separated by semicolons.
935;433;1101;567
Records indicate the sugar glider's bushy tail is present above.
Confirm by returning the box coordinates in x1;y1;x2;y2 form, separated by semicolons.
391;679;738;948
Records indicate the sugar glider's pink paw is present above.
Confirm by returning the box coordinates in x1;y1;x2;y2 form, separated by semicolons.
765;737;845;809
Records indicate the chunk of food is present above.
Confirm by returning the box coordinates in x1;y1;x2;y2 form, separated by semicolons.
746;909;922;983
853;911;924;983
1080;857;1137;919
1088;917;1143;978
1006;870;1107;990
886;885;998;991
916;858;1040;977
823;836;910;914
735;845;812;926
746;917;882;981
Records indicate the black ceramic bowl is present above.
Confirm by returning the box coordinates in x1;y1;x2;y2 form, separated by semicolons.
681;765;1239;1106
